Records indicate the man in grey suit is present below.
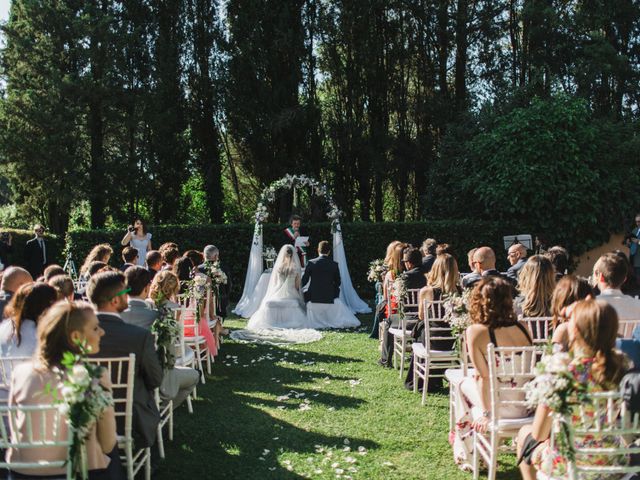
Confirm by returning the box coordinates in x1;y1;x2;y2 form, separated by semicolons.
87;271;162;449
121;267;157;329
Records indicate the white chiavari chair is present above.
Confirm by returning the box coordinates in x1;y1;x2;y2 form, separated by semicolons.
89;354;150;480
178;297;212;382
390;288;421;378
413;299;465;405
0;404;76;479
472;344;544;480
618;319;640;339
154;389;172;460
0;356;32;404
519;316;553;344
171;306;196;410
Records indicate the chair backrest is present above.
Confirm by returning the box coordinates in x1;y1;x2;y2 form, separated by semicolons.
519;316;553;344
618;319;640;339
423;299;467;370
561;390;640;479
486;344;543;422
403;288;421;310
0;356;32;403
88;354;135;439
0;404;73;478
73;280;87;295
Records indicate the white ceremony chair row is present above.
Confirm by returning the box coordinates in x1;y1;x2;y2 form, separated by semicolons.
390;288;421;378
176;297;212;382
413;299;467;405
0;356;32;404
472;344;544;480
518;316;553;345
618;318;640;339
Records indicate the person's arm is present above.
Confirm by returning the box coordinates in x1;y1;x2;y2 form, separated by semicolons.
121;230;132;246
140;331;163;390
551;323;568;351
146;233;152;251
530;403;552;442
467;326;492;433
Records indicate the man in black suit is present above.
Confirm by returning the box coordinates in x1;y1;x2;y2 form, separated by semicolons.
23;224;48;279
87;271;162;449
506;243;527;284
0;231;12;269
466;246;516;291
379;248;427;367
120;246;138;272
420;238;437;275
301;241;340;304
146;250;162;280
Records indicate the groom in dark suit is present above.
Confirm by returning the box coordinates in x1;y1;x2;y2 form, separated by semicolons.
301;241;340;303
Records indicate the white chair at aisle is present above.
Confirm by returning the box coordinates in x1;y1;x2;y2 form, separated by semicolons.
0;356;32;404
413;299;465;405
0;404;76;479
73;280;88;296
618;318;640;339
389;288;421;378
154;389;173;460
89;354;150;480
472;344;543;480
178;296;212;382
519;316;553;345
171;305;196;411
555;390;640;480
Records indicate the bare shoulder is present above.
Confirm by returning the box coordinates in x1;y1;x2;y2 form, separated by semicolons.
466;324;488;341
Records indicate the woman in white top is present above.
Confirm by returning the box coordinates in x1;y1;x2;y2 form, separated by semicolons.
0;282;58;400
121;218;152;267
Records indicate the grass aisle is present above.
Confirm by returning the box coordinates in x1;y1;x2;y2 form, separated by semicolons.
157;314;520;479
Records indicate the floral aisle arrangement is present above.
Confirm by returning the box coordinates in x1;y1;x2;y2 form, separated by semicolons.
50;345;113;479
204;261;228;299
151;298;179;370
392;273;408;318
263;245;277;268
442;290;472;353
367;259;387;284
178;274;208;324
524;352;596;477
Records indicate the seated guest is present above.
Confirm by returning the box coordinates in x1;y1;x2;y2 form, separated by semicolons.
197;245;232;319
121;267;156;329
0;267;33;318
43;264;65;282
173;257;194;284
465;247;513;290
550;275;593;352
148;271;200;409
379;248;426;368
120;246;138;272
420;238;437;275
87;261;109;278
0;282;57;400
370;241;402;339
451;277;532;470
161;247;180;272
146;250;163;280
7;301;124;479
517;299;628;480
87;271;162;449
47;274;75;301
183;250;204;270
506;243;528;283
545;245;569;281
461;248;481;289
613;250;640;298
80;244;113;280
515;256;556;322
436;243;453;256
407;253;460;392
594;252;640;325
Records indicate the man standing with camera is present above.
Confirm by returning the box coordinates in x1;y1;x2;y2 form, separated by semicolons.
0;230;12;270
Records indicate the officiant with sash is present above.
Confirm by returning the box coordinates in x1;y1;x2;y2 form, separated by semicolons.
283;215;310;268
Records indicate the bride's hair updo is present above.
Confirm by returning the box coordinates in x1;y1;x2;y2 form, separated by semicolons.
278;245;298;277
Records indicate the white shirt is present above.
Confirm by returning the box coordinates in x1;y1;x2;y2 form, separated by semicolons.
0;319;38;401
597;288;640;323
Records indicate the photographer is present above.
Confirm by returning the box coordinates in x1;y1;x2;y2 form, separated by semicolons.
624;213;640;279
0;230;12;270
120;218;152;267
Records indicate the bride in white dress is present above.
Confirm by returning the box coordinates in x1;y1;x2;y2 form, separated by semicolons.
246;245;310;330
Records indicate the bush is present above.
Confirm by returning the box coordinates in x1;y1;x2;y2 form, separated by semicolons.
66;220;523;299
0;228;64;271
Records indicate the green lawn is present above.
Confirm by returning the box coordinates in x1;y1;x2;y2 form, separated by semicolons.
156;313;521;479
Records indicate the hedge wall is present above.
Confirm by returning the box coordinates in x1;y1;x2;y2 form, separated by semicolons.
0;228;65;271
65;220;524;300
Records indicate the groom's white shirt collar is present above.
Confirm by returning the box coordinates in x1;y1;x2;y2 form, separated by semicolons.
319;254;329;257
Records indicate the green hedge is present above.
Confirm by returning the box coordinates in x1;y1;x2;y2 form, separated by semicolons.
65;220;524;300
0;229;65;272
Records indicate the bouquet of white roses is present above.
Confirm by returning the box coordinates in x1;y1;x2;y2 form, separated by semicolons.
206;261;228;287
367;259;387;283
263;245;277;262
51;346;113;479
393;273;408;318
442;289;472;353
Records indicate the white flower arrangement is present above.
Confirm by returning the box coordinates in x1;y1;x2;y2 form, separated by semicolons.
367;259;387;283
263;245;277;262
442;289;472;333
50;346;114;479
393;273;408;318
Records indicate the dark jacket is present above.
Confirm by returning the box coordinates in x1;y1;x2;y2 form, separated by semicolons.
421;255;436;275
197;261;232;317
404;267;427;290
24;237;48;279
301;255;341;304
92;313;162;448
0;240;11;268
506;258;527;283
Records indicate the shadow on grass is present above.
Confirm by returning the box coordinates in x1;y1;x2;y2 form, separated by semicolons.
158;339;379;479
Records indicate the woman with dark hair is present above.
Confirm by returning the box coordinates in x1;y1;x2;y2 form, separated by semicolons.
183;250;204;269
549;274;593;351
0;282;57;357
6;301;124;479
517;299;628;479
451;277;533;470
173;257;194;295
120;218;152;267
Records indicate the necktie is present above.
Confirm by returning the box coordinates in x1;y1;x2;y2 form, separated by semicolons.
38;239;46;264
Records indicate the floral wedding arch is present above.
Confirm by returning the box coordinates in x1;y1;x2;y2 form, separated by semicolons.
233;174;371;317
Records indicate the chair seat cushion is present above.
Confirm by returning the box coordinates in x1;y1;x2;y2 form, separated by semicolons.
389;328;411;337
412;343;457;358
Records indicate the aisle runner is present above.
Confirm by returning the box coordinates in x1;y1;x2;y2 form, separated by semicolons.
230;328;323;345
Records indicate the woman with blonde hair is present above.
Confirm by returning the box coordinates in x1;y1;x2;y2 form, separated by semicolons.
516;255;556;318
517;299;628;480
7;301;123;479
80;244;114;278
